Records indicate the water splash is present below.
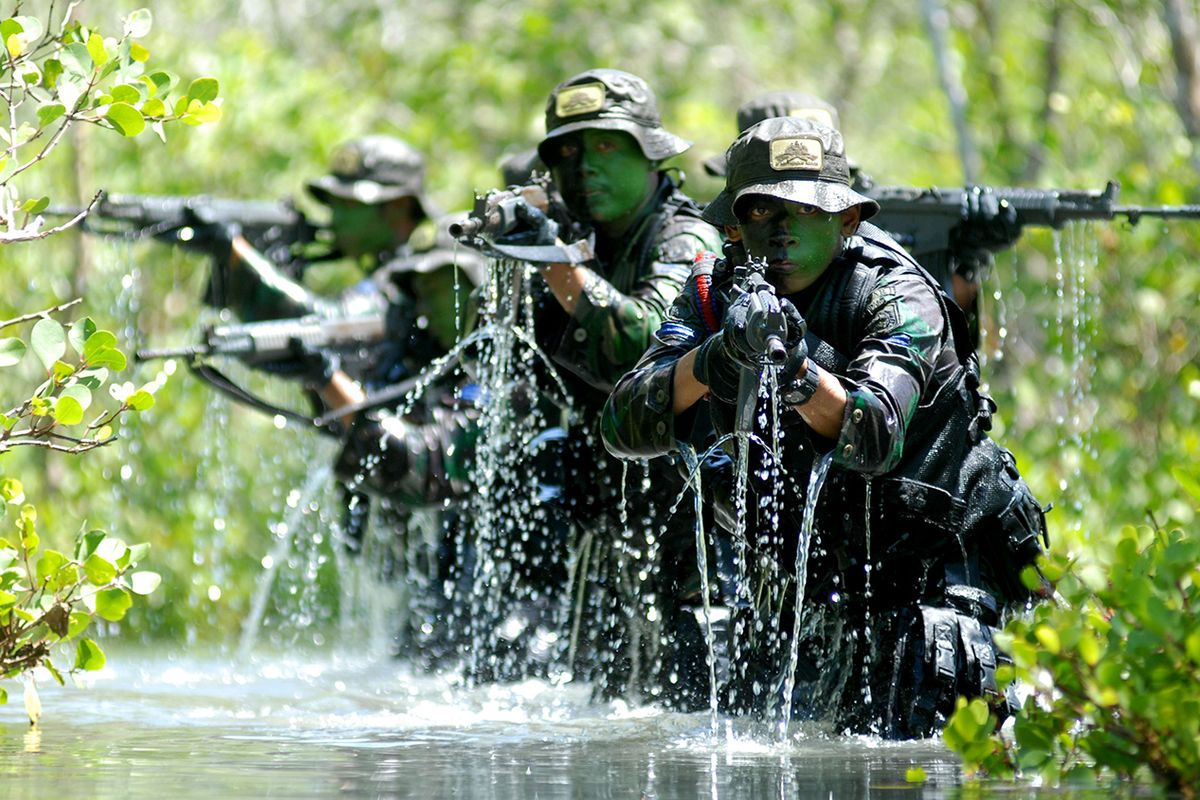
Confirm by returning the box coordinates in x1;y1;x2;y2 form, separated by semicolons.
778;451;833;739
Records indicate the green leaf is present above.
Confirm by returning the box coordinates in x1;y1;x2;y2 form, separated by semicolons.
68;317;96;354
67;610;90;638
124;9;153;38
1174;467;1200;504
182;99;222;125
146;71;175;96
0;589;15;611
129;571;161;595
44;659;64;686
0;19;22;42
130;42;149;63
126;542;150;565
86;32;108;67
110;84;141;104
141;97;166;117
12;15;43;41
83;553;117;586
52;359;75;381
105;102;145;137
59;42;92;79
36;103;65;129
94;587;132;621
36;550;65;586
43;58;62;89
0;685;6;705
75;530;105;561
74;638;106;671
30;317;66;370
60;384;92;412
52;395;84;425
127;390;155;411
0;337;25;367
186;76;219;104
905;767;927;783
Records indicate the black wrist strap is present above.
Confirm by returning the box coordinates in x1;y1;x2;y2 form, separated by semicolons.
782;361;821;406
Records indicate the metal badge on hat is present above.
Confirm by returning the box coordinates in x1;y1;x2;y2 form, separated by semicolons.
332;145;364;177
769;137;823;171
556;83;606;117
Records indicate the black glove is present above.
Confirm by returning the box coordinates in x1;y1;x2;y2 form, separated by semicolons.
958;186;1020;252
495;198;559;247
255;338;340;391
778;298;809;383
692;331;743;404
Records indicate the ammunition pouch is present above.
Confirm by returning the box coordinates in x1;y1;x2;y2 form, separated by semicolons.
908;603;1010;736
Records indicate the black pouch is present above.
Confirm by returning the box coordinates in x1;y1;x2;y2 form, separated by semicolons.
961;439;1049;604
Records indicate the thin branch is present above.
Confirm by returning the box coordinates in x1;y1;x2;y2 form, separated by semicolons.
0;297;82;330
0;189;101;243
0;436;117;454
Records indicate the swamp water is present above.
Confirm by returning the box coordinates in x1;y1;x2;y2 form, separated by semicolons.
0;647;966;799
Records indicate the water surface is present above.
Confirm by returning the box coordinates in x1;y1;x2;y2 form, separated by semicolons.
0;647;974;799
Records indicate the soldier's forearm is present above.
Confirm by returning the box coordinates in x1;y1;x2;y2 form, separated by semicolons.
672;349;707;414
790;362;847;439
319;371;365;427
538;262;585;314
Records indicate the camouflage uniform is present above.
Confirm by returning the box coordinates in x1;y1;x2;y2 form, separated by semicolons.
602;118;1046;736
338;71;722;689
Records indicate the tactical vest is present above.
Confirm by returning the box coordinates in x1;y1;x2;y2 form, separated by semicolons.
799;223;1047;606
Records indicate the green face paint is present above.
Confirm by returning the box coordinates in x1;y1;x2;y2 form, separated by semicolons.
736;196;842;293
551;129;654;227
328;198;395;259
412;266;475;350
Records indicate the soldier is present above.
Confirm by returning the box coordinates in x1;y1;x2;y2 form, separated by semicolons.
602;117;1047;737
327;69;724;695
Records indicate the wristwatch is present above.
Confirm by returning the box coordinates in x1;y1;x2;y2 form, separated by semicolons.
780;362;821;407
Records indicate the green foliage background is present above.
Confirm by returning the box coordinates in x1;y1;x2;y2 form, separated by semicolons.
2;0;1197;647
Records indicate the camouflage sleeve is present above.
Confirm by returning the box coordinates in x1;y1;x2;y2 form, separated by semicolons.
601;268;714;459
555;221;722;391
334;395;479;506
830;269;948;475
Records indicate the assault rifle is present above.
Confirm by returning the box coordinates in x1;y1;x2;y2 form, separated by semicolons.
137;312;390;429
730;258;788;437
869;180;1200;290
450;177;595;265
49;192;329;269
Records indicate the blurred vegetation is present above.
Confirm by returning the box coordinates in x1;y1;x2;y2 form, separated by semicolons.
1;0;1198;782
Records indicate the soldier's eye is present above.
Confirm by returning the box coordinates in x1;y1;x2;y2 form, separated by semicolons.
747;204;772;221
559;142;580;159
791;203;819;217
593;139;618;154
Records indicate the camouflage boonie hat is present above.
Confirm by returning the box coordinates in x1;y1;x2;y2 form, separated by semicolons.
704;92;842;177
307;135;434;218
703;117;879;227
537;69;691;165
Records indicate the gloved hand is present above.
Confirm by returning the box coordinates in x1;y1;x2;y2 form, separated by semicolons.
959;186;1020;252
777;298;809;383
255;338;340;392
495;198;559;247
693;276;786;404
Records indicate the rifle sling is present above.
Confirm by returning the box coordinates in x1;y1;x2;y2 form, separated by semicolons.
187;360;339;435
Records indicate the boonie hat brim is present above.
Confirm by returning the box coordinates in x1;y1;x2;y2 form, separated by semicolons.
307;176;435;220
537;117;691;165
703;179;879;227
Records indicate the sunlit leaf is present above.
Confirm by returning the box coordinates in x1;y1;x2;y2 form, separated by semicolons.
94;587;132;621
0;337;24;367
105;102;144;137
185;76;219;103
129;571;161;595
123;8;152;38
74;638;105;671
83;553;117;586
30;318;66;370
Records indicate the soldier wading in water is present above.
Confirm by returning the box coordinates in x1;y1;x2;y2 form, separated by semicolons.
603;117;1048;737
